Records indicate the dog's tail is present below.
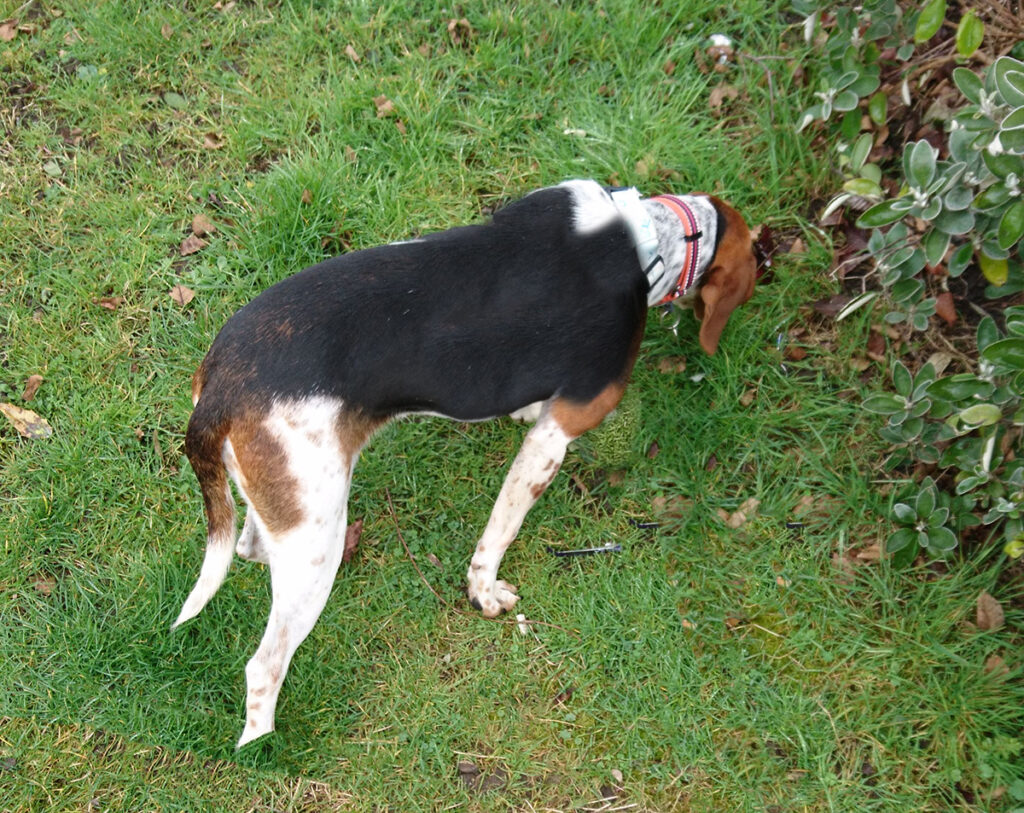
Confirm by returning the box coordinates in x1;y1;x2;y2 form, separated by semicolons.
173;382;236;629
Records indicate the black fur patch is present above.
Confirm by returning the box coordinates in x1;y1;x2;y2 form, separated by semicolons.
197;187;648;421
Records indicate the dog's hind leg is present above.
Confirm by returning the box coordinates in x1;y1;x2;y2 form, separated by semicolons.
231;400;378;747
235;512;268;563
237;507;348;747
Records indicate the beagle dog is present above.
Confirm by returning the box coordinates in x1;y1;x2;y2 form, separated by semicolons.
174;179;758;746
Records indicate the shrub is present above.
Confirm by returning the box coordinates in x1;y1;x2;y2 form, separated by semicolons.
794;0;1024;563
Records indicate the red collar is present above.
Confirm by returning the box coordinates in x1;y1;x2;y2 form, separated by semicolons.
650;194;703;305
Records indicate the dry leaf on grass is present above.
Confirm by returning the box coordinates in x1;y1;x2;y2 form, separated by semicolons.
984;654;1009;677
191;213;216;237
709;84;739;112
203;132;224;150
21;374;43;401
180;234;206;256
374;95;395;117
0;19;18;41
170;285;195;307
656;356;687;374
651;494;693;519
161;23;174;39
95;296;124;311
976;591;1004;631
33;574;56;596
342;518;363;563
345;44;360;62
447;18;473;47
721;497;760;529
0;403;53;439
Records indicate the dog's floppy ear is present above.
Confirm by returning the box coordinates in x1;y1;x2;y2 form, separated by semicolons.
693;197;757;355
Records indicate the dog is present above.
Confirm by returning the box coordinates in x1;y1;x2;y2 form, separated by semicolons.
173;179;758;746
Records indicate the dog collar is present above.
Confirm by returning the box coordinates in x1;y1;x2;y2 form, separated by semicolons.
608;187;661;279
649;194;717;305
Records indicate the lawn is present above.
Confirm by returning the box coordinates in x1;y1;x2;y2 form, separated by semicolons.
1;0;1022;810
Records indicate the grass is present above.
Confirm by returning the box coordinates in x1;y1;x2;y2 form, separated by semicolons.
1;0;1022;810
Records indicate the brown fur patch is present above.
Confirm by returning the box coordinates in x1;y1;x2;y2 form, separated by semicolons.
336;409;386;462
229;418;304;535
530;463;561;498
550;381;627;438
695;197;757;355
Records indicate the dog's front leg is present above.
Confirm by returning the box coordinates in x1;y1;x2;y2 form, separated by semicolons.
467;409;571;617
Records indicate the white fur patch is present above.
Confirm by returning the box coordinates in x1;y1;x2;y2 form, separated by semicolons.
559;179;620;235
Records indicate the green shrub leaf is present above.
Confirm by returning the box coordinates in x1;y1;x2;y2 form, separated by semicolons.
914;0;946;43
948;243;973;276
953;66;983;103
995;56;1024;106
958;403;1002;426
955;10;984;57
868;91;888;125
857;200;907;228
887;527;919;553
843;177;884;197
924;525;958;552
922;227;950;267
978;251;1009;285
907;140;937;189
848;133;873;171
998;200;1024;250
977;315;1000;351
981;337;1024;369
926;375;994;402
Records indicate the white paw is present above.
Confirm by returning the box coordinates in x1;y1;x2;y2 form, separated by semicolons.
469;579;520;618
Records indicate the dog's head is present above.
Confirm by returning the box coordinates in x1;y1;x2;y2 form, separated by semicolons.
693;197;759;355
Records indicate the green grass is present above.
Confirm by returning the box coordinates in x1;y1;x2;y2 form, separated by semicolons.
2;0;1022;810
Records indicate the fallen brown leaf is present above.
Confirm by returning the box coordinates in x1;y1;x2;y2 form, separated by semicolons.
709;84;739;112
935;291;957;325
866;331;886;362
395;119;407;135
180;234;206;256
652;494;693;519
373;95;395;118
342;518;363;563
300;188;313;205
812;294;854;317
784;345;808;361
160;23;173;39
0;403;53;439
646;440;659;459
345;43;360;62
21;375;43;401
983;654;1008;677
170;285;195;307
725;497;760;529
0;19;18;42
447;17;473;47
191;213;216;237
344;145;357;163
95;296;124;311
739;387;757;407
656;355;687;374
33;574;56;596
203;132;224;150
425;552;442;569
976;590;1004;631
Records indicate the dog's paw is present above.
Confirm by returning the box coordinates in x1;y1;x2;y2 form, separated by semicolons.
468;579;520;618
